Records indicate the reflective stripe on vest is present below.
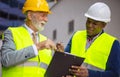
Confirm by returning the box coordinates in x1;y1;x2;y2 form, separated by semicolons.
40;62;48;70
82;62;104;72
71;30;116;70
18;61;39;66
18;61;48;70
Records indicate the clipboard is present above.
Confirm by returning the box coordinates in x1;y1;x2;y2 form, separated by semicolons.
44;51;85;77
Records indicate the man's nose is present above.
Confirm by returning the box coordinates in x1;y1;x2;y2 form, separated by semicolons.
44;16;48;22
88;22;93;27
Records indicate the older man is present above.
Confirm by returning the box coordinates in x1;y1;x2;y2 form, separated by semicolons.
1;0;59;77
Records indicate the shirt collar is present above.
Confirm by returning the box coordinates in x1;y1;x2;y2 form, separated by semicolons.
87;30;103;42
24;24;38;35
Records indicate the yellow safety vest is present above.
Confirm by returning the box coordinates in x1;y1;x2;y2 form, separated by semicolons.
71;30;116;70
2;26;53;77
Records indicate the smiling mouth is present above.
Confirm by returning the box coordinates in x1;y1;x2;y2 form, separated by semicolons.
87;29;94;35
87;29;93;32
41;21;46;26
41;23;45;26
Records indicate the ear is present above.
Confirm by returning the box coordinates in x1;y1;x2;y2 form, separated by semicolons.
27;11;32;20
102;22;107;28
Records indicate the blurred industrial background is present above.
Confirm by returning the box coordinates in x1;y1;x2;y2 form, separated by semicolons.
0;0;120;48
0;0;56;47
0;0;120;76
42;0;120;47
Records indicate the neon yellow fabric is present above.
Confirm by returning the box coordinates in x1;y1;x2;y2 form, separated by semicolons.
2;26;52;77
71;30;116;70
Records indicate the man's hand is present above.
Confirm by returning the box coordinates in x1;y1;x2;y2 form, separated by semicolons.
36;39;57;51
56;42;64;52
62;66;88;77
69;65;89;77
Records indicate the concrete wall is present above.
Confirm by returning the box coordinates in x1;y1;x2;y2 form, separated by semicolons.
42;0;120;46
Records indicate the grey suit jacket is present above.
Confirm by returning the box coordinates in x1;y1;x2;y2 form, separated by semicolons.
1;28;36;67
0;54;1;77
0;40;2;77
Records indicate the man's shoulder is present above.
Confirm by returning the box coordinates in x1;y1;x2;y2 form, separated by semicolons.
8;26;24;30
102;32;117;40
113;40;120;45
73;30;86;37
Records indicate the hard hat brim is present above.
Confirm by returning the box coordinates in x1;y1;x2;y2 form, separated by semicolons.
85;13;110;23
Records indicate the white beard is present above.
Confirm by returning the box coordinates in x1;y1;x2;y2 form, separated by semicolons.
34;21;45;32
31;15;46;32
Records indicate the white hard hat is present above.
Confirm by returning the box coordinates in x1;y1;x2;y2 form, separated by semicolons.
85;2;111;23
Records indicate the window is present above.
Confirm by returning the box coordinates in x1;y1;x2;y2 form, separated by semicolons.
0;11;8;18
53;29;57;40
68;20;74;34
